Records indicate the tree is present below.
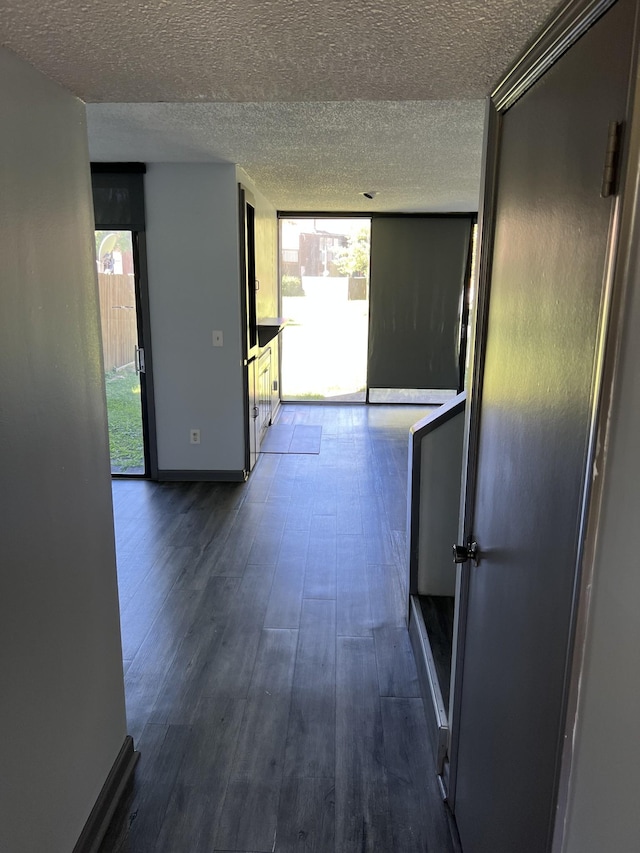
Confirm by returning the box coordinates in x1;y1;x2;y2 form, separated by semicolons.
94;230;132;258
335;227;370;278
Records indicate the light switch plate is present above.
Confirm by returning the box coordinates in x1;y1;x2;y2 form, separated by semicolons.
213;330;223;347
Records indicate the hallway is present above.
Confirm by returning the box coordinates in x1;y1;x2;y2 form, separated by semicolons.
100;404;458;852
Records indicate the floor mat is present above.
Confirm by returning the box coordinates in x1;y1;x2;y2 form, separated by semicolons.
260;424;322;454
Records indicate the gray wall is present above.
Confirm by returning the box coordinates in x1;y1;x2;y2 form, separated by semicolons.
0;48;127;853
562;233;640;851
145;164;246;473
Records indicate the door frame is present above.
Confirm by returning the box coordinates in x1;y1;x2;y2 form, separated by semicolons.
445;97;501;806
448;0;640;843
131;230;159;480
91;164;158;480
239;184;259;475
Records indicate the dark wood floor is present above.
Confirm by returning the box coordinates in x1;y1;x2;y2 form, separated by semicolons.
99;404;459;853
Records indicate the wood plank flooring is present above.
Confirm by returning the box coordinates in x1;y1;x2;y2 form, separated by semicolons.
99;404;459;853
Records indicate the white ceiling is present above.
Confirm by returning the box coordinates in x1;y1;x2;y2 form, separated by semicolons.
87;100;487;212
1;0;561;211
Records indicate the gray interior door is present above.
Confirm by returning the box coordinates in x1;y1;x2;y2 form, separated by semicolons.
454;3;636;852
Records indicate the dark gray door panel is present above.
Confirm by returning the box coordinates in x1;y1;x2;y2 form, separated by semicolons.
454;2;636;851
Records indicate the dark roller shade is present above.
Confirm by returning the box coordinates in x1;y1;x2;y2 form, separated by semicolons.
367;216;472;391
91;164;146;230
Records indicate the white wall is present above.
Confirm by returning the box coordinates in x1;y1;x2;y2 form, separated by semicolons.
145;164;246;473
562;234;640;849
0;48;127;853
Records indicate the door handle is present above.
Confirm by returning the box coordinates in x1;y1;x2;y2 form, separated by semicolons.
452;540;479;565
135;346;145;374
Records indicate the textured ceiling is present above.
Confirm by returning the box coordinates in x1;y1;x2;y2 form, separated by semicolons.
1;0;561;103
1;0;561;211
87;100;486;212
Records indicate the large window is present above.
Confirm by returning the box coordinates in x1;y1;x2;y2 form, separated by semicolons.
279;218;371;401
278;213;475;405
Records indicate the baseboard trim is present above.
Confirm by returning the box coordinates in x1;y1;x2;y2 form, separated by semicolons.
72;735;139;853
157;469;247;482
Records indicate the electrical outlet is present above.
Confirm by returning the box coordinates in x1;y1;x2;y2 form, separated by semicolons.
212;330;223;347
190;429;200;445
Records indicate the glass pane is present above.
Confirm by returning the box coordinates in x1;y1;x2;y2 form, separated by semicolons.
96;230;145;474
280;218;371;401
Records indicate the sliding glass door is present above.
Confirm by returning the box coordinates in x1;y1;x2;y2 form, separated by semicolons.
96;229;146;474
92;165;156;478
279;217;371;401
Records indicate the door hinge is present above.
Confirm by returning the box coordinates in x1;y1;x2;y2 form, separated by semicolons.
601;120;623;198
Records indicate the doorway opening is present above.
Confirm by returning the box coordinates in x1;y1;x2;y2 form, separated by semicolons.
96;230;147;475
279;217;371;401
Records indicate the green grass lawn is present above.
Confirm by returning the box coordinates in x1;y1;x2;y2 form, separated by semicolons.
104;370;144;472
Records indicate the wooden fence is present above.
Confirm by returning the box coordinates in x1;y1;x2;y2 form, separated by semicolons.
98;273;138;371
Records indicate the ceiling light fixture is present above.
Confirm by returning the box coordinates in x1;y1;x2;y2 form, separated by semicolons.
362;191;378;199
